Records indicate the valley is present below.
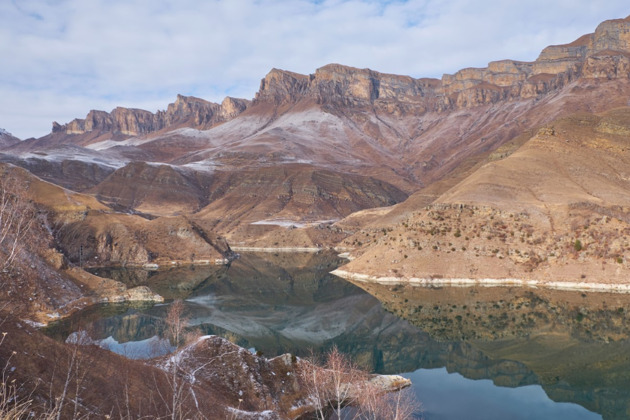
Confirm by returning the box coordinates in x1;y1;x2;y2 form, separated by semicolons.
1;13;630;419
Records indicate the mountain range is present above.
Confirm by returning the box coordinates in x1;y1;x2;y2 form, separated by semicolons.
2;15;630;317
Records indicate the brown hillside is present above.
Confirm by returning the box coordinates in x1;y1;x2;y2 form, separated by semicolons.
336;107;630;285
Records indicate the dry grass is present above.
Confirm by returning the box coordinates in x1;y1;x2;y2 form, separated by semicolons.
340;108;630;284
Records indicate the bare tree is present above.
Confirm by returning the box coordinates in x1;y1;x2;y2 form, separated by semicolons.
0;332;33;419
300;346;421;420
164;299;188;420
0;172;36;272
157;299;208;420
0;329;86;420
51;332;91;420
354;382;421;420
165;299;188;349
300;346;366;419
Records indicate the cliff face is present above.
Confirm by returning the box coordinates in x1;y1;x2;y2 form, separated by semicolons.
52;94;250;136
440;15;630;107
253;15;630;112
44;15;630;142
45;16;630;142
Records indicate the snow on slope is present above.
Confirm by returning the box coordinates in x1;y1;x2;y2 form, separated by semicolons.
18;144;128;169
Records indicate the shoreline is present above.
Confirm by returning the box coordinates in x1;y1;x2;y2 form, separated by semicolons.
231;246;324;253
331;269;630;294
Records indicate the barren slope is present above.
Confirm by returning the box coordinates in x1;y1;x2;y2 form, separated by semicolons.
335;107;630;286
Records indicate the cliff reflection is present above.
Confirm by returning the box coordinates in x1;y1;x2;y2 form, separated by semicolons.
46;253;630;419
349;280;630;419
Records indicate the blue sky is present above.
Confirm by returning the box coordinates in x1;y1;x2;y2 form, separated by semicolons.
1;0;629;139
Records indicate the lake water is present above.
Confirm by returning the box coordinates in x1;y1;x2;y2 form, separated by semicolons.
45;251;630;419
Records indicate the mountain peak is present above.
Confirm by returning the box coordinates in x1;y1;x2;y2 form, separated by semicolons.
51;94;249;137
0;128;20;148
254;68;311;104
174;94;214;106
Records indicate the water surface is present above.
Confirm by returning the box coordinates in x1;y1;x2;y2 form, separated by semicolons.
46;251;630;419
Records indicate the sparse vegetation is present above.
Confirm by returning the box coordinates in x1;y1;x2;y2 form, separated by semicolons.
299;346;420;420
0;172;36;273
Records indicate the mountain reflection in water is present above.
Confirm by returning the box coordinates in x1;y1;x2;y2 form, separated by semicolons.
45;252;630;419
349;280;630;420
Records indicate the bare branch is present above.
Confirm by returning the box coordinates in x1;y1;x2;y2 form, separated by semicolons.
299;346;421;419
0;173;36;273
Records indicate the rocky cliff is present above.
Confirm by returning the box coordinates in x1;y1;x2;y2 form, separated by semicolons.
43;16;630;142
254;15;630;111
52;94;250;136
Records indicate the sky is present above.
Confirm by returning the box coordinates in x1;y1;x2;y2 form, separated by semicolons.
1;0;629;139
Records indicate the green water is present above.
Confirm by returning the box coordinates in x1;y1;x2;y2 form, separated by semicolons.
46;251;630;419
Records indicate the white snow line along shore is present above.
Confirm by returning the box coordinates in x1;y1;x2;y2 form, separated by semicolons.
331;269;630;294
231;246;323;253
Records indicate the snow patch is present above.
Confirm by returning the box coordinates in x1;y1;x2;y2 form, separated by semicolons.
20;147;128;169
22;319;45;328
230;246;322;253
181;159;220;172
85;136;154;150
250;219;338;228
97;335;174;359
226;408;277;419
172;127;215;139
262;108;345;134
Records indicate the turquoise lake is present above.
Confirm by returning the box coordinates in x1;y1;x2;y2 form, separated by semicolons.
45;251;630;419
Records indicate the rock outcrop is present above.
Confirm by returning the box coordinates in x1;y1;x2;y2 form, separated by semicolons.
52;94;250;136
0;128;20;148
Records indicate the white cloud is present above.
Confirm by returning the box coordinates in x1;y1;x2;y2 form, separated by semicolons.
1;0;628;139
